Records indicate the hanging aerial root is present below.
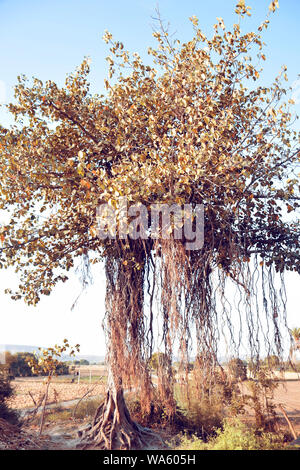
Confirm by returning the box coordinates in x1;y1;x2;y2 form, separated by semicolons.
77;389;164;450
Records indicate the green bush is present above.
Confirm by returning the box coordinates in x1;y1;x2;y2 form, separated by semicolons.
5;352;37;377
54;362;69;375
176;393;224;439
45;407;72;423
174;367;244;439
0;371;18;424
4;351;69;377
175;418;286;450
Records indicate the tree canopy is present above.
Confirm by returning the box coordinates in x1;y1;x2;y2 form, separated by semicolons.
0;3;299;300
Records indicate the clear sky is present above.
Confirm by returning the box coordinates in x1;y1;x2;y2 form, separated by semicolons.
0;0;299;357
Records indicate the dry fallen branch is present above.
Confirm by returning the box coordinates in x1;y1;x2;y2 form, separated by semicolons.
278;404;297;440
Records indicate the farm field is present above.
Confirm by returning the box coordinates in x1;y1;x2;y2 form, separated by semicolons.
6;371;300;437
7;379;105;410
1;361;300;450
7;365;108;410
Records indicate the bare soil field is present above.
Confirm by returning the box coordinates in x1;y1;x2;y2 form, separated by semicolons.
7;365;108;410
8;377;106;410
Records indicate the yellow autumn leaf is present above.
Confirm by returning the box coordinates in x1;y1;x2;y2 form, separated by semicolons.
269;0;279;13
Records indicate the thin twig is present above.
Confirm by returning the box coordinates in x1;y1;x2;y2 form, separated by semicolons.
72;379;103;420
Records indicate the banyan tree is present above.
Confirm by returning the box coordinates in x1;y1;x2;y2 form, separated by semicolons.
0;2;299;448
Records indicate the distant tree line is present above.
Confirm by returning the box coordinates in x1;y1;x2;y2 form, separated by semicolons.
74;359;90;366
0;352;69;378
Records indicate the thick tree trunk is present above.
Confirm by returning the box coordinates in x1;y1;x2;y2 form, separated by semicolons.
78;371;161;450
78;247;162;449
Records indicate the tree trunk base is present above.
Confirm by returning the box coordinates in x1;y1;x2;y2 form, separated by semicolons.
77;389;163;450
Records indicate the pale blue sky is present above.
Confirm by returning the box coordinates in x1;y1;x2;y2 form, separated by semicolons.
0;0;299;356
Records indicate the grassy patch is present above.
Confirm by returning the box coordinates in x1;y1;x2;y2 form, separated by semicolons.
29;396;104;425
46;407;72;423
49;375;106;384
72;397;104;419
173;418;288;450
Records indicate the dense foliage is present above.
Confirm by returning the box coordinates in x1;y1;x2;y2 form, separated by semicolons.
0;370;18;424
2;351;69;377
176;418;286;450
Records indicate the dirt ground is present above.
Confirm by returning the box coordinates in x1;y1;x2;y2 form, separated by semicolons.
237;376;300;436
7;377;106;410
269;379;300;434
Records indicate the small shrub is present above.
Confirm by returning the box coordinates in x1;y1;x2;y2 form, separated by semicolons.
175;366;245;440
228;358;247;381
46;408;72;423
0;370;19;425
173;433;206;450
244;367;279;432
176;394;223;440
175;418;286;450
126;392;188;430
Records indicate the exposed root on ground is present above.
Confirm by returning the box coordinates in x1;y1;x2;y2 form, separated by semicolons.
77;389;164;450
